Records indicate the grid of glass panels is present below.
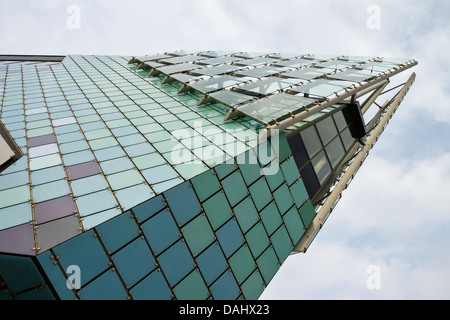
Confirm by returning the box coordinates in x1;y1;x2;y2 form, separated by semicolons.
128;51;416;128
287;107;357;199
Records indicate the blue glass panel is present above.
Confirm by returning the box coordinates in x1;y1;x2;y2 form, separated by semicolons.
53;229;110;287
216;218;244;258
113;237;157;287
0;254;44;292
70;174;109;197
141;164;179;184
131;269;172;300
79;269;128;300
75;189;118;217
157;240;195;286
163;181;201;227
141;209;180;255
0;170;29;191
115;183;154;211
96;210;140;254
196;243;227;285
132;194;166;223
210;270;240;300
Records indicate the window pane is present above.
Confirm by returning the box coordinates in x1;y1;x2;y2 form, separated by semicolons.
325;136;345;168
311;150;331;184
316;116;338;145
300;126;322;158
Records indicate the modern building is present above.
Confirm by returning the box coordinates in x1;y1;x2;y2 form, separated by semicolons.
0;51;417;300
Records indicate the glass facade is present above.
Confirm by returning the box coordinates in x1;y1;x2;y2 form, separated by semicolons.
0;51;416;300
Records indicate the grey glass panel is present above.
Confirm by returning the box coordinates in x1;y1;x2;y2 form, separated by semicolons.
289;79;355;97
340;128;355;150
234;57;278;66
237;93;315;124
159;54;207;65
34;195;76;224
235;78;300;96
316;116;338;145
169;73;201;83
209;90;254;107
325;136;345;168
193;64;244;76
314;60;355;70
199;56;242;65
66;160;101;180
356;61;395;72
0;223;35;256
281;67;329;80
311;150;331;184
27;134;56;148
188;76;244;94
234;65;287;78
139;53;171;61
156;63;201;75
36;215;82;253
333;111;347;132
273;58;315;68
329;69;379;82
300;126;322;158
52;117;76;127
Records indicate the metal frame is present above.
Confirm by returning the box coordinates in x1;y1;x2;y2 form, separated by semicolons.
293;72;417;253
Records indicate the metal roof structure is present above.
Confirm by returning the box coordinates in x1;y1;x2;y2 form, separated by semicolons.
0;51;417;300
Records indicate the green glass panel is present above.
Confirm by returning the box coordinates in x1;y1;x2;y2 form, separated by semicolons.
260;202;282;236
299;200;316;228
100;157;134;175
270;226;293;263
233;197;259;233
228;245;256;284
173;270;209;300
88;136;118;150
181;214;215;256
237;150;261;185
106;169;145;190
283;206;305;244
245;222;270;258
0;185;30;209
221;171;248;207
202;191;233;230
241;270;265;300
280;156;300;186
289;179;309;208
256;247;280;285
29;153;62;171
273;183;294;214
249;177;272;211
132;152;166;170
191;168;221;202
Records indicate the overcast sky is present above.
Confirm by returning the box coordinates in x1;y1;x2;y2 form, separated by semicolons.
1;0;449;300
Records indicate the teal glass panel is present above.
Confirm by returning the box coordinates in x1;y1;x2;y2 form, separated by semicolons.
270;226;293;263
264;163;284;191
157;240;195;286
228;245;256;284
79;269;128;300
233;197;259;233
75;189;117;217
117;133;146;146
173;269;209;300
133;152;165;170
256;247;280;285
131;269;172;300
152;177;184;194
237;151;261;185
95;210;140;254
53;229;110;287
164;181;201;227
260;202;282;236
94;145;126;162
214;161;238;180
59;140;89;155
196;243;227;285
249;177;271;211
241;270;265;300
82;208;122;230
112;237;157;288
216;218;244;258
0;254;44;293
141;209;180;255
210;270;240;300
181;213;215;256
221;171;248;207
131;194;166;223
62;150;95;166
202;191;233;230
245;222;270;258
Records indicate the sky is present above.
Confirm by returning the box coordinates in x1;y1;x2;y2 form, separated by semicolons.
1;0;449;300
